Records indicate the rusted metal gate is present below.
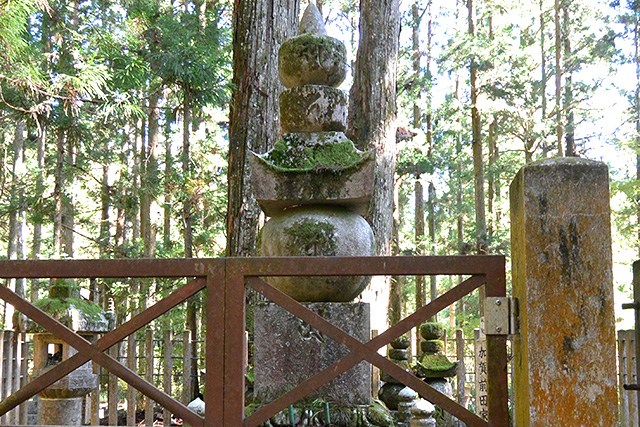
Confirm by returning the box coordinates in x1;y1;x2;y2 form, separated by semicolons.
0;255;509;426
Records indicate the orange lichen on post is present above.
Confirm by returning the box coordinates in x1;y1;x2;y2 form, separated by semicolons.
510;157;619;426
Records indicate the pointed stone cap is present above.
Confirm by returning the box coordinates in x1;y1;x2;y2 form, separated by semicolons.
278;3;347;88
299;3;327;36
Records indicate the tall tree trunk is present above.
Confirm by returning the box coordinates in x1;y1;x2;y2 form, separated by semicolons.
5;120;26;328
468;0;486;247
182;86;200;401
488;118;497;235
163;118;173;250
141;91;160;258
226;0;300;257
349;0;400;332
389;177;405;326
412;0;427;328
540;0;549;157
554;0;564;156
636;7;640;258
31;120;46;302
53;129;66;258
563;3;575;156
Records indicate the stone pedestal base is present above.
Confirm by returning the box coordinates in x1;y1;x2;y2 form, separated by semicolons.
38;397;83;425
254;302;371;405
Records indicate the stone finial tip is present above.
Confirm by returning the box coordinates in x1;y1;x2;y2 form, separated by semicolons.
299;3;327;36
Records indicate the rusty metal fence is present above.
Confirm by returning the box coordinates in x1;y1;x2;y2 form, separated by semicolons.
0;255;509;427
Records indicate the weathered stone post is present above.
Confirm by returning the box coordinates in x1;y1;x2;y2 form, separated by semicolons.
510;157;619;426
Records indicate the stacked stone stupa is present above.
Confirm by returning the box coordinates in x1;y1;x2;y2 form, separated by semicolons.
379;334;413;411
252;3;375;408
416;322;457;427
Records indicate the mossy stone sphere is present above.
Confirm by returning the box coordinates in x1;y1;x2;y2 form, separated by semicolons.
279;34;347;88
390;334;411;349
258;205;375;302
420;322;445;340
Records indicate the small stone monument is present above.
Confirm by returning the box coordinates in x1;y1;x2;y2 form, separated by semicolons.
22;280;112;425
252;2;375;411
415;322;456;427
378;335;412;411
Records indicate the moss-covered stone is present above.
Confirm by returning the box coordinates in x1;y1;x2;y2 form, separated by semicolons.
388;348;410;361
421;339;444;354
381;359;411;384
378;383;406;411
258;205;374;302
260;132;368;173
420;322;445;340
279;33;347;88
23;279;111;333
280;85;348;133
367;400;395;426
390;333;411;349
416;353;458;378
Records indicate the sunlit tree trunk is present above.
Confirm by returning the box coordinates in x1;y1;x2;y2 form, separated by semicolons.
226;0;300;257
563;3;575;156
349;0;400;332
554;0;564;156
468;0;486;246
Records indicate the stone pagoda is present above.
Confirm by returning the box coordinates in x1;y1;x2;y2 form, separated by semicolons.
22;280;112;425
251;2;375;410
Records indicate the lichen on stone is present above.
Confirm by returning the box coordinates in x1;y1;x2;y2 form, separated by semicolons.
260;132;368;173
284;218;337;256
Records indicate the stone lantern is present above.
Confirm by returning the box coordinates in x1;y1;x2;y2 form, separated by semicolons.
23;280;112;425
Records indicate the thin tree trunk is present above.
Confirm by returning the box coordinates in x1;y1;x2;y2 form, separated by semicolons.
226;0;300;257
563;3;575;156
389;177;404;326
554;0;564;156
5;120;26;328
164;116;173;249
468;0;486;246
541;0;549;157
349;0;400;332
141;91;160;258
31;121;46;301
488;118;497;235
636;9;640;258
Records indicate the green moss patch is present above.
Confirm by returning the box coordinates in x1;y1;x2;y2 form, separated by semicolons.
260;133;368;172
284;219;337;256
416;353;458;378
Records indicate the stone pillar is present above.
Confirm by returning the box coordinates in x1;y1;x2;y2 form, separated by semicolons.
509;157;618;426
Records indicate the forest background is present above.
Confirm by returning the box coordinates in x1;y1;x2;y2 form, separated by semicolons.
0;0;638;381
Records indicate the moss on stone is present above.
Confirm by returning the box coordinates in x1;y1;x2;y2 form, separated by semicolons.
416;353;458;378
279;33;347;88
390;333;411;349
421;339;444;354
419;322;445;340
367;399;395;427
261;133;368;173
284;218;337;256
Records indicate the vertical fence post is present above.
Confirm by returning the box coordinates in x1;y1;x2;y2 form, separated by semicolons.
19;334;28;426
163;329;173;426
473;328;488;421
0;330;4;426
127;331;137;426
90;355;100;426
12;332;22;425
510;158;619;425
182;330;192;405
456;329;466;410
371;329;380;398
5;331;14;425
619;330;638;427
108;343;118;426
145;328;154;426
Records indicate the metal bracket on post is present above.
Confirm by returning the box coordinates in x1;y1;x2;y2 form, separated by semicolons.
485;297;519;336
